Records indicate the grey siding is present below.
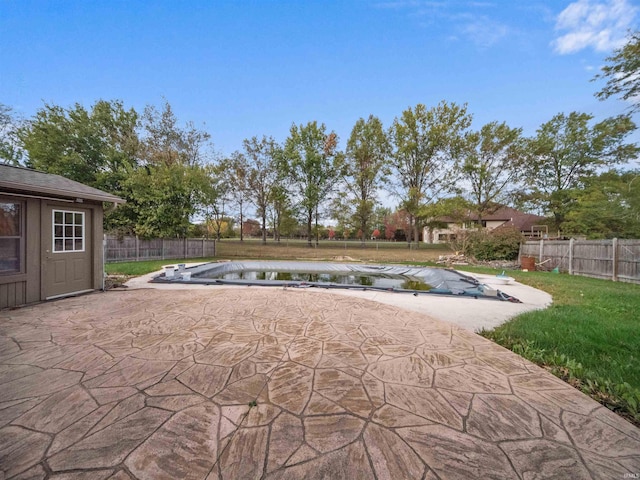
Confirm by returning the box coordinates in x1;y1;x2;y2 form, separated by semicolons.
0;281;26;309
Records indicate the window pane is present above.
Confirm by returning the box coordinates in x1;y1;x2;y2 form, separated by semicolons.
0;203;20;237
65;212;73;224
65;239;73;250
54;211;63;224
75;213;83;225
55;239;63;252
54;225;63;238
0;238;20;274
75;225;82;237
65;226;73;237
74;239;83;250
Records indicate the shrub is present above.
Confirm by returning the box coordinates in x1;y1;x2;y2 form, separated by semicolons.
451;226;523;261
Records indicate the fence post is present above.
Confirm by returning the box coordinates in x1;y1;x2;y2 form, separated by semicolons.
135;235;139;262
612;238;619;282
202;238;205;258
184;237;187;259
568;238;574;275
162;238;165;260
539;239;544;264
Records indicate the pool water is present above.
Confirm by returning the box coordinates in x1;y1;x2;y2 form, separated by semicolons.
197;269;432;291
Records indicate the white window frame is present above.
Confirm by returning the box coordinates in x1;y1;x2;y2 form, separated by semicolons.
52;209;85;253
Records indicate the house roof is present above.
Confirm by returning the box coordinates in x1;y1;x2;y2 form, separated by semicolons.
437;206;545;232
0;164;125;204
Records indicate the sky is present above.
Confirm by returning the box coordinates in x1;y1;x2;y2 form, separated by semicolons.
1;0;638;157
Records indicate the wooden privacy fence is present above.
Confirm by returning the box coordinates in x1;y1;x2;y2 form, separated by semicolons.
519;239;640;284
104;235;216;263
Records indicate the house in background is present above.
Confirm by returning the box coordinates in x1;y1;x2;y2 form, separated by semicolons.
0;164;124;309
423;205;546;244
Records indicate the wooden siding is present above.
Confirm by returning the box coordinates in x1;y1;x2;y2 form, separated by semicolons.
0;280;27;309
520;239;640;284
105;236;216;263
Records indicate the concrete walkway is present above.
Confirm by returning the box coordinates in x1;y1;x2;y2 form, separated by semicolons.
1;288;638;479
125;267;553;332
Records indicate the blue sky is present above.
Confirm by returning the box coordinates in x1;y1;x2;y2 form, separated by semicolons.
1;0;638;156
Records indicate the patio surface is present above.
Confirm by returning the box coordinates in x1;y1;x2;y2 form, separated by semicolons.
1;288;639;479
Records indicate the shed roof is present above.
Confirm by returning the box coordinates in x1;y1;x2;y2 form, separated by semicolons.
0;164;125;204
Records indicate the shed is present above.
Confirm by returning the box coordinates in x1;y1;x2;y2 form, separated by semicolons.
0;164;124;309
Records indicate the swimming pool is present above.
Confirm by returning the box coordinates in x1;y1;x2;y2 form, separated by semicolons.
153;261;521;302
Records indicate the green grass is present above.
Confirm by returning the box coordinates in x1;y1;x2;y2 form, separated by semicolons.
457;267;640;424
105;257;219;276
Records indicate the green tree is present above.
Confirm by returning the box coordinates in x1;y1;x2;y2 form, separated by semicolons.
204;162;232;241
283;121;342;247
344;115;391;244
243;136;281;244
459;121;524;222
19;100;141;232
389;101;472;245
20;100;140;188
140;100;211;167
124;100;215;237
420;196;473;243
125;162;214;238
328;191;355;235
563;170;640;238
221;153;251;242
0;103;24;165
268;183;295;242
595;31;640;112
525;112;638;229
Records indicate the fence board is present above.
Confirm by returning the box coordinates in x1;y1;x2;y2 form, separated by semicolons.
519;239;640;284
105;235;216;263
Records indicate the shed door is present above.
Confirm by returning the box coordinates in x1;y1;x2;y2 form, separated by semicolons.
43;206;93;299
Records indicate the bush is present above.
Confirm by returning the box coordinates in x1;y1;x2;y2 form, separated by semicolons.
451;226;523;261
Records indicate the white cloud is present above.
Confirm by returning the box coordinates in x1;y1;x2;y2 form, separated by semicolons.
552;0;638;54
460;16;509;48
374;1;508;48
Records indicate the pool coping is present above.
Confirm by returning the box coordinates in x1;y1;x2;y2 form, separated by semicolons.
124;261;552;332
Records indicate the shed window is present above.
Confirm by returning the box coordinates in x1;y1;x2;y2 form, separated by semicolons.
0;202;23;275
53;210;85;252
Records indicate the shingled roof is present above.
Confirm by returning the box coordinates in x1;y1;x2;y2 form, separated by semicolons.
437;205;545;232
0;164;124;204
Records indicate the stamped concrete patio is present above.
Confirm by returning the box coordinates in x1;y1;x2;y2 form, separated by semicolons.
1;288;639;479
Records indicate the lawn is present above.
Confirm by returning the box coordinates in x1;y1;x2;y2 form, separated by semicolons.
457;266;640;425
105;248;640;425
215;238;449;263
105;239;450;275
105;257;219;276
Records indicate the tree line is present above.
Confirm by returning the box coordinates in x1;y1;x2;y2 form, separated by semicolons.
1;32;639;242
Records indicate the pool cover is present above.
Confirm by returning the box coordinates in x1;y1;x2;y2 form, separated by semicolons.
153;261;521;302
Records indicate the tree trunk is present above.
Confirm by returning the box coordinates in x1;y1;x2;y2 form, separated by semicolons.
261;212;267;245
307;209;313;247
407;214;413;247
239;199;244;242
315;205;319;247
274;208;281;242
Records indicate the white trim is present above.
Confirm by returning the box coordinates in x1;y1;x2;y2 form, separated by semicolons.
46;289;94;300
52;209;85;253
